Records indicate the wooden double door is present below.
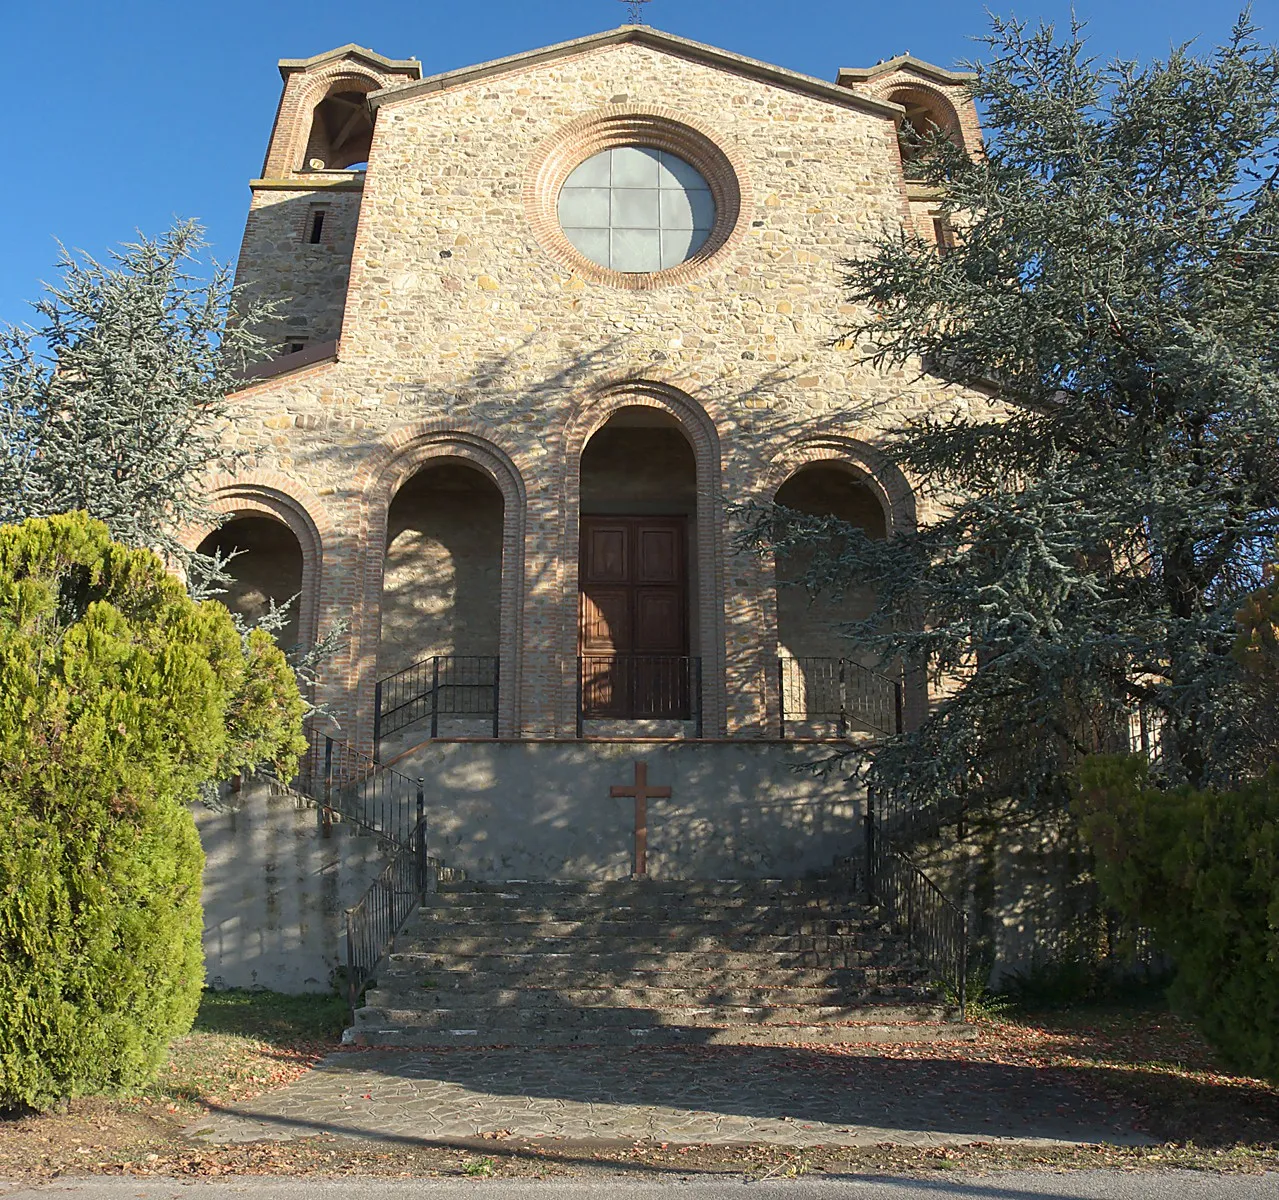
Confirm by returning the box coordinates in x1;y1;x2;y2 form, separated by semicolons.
579;516;691;718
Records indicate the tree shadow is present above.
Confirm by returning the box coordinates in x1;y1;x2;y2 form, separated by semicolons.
196;1042;1154;1148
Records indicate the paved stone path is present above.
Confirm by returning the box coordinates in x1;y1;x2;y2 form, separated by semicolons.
186;1046;1150;1148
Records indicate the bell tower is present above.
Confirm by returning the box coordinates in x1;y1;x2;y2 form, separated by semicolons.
234;45;421;369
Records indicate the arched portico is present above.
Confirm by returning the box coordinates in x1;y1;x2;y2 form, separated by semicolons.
560;381;727;737
187;477;330;655
356;428;528;748
750;436;923;735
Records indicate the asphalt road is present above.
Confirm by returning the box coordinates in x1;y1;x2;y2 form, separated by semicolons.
2;1175;1277;1200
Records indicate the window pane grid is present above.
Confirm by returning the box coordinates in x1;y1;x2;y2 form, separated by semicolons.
559;147;715;273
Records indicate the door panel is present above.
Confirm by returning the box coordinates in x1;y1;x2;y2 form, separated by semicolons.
581;587;631;653
585;525;629;583
637;527;679;583
580;516;690;719
634;588;683;652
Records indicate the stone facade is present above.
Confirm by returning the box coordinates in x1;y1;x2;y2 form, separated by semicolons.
206;26;995;761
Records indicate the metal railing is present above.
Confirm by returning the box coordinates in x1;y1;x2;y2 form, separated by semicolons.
778;656;902;738
576;654;703;736
864;786;969;1019
373;654;500;750
298;724;421;847
292;725;437;1019
344;791;436;1018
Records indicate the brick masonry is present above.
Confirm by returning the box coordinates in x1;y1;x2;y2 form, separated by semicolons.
213;28;1000;752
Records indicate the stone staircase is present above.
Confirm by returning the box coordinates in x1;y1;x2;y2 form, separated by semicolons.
345;878;970;1047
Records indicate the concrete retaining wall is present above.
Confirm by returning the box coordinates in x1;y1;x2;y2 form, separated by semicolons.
391;739;865;881
193;780;391;993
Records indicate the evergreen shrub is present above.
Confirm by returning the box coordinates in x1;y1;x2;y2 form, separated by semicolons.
0;513;306;1110
1075;756;1279;1080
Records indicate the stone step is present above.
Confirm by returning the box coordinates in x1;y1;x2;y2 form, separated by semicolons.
396;933;897;954
354;1001;951;1030
424;895;872;915
387;948;907;971
342;1022;976;1049
378;962;918;988
352;876;959;1051
411;915;887;936
366;980;927;1008
438;880;855;898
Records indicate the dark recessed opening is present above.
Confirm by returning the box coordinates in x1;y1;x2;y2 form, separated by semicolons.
308;209;326;244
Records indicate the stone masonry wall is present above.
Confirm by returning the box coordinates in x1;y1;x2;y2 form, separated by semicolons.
393;739;863;882
380;462;504;675
216;38;1004;752
234;184;364;350
195;780;389;993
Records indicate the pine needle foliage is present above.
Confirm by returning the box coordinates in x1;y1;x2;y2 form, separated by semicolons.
0;513;306;1110
746;12;1279;822
0;221;269;580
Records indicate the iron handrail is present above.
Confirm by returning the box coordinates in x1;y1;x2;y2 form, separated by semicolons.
778;656;903;739
344;789;435;1018
576;654;703;736
373;654;500;748
864;786;968;1019
297;723;422;847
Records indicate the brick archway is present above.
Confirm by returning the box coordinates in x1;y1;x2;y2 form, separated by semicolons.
757;436;923;731
560;380;727;736
185;475;332;654
356;426;529;745
761;436;917;535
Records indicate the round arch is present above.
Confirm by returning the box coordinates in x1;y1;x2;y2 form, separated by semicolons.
357;427;529;742
884;83;966;155
299;73;382;171
749;436;924;733
561;380;727;736
761;436;917;537
185;476;330;654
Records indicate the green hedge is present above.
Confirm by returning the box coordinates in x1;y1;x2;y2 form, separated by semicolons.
1075;755;1279;1080
0;513;305;1109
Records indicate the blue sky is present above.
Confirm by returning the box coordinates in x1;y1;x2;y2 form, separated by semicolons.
0;0;1269;324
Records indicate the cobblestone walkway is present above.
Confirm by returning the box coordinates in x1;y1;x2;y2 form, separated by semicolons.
186;1046;1150;1148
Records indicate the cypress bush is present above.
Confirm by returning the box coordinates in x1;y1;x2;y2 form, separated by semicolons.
1075;756;1279;1081
0;513;306;1110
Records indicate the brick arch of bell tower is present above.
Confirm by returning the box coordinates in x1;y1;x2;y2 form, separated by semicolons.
260;47;421;182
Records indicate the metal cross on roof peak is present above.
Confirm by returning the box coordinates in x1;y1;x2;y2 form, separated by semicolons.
621;0;653;24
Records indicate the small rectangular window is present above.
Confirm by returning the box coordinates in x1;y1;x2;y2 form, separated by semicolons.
307;207;327;244
933;217;956;256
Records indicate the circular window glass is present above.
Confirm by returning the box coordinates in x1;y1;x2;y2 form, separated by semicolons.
557;146;716;273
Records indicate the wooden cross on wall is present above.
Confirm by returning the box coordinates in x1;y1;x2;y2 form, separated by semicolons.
610;760;671;878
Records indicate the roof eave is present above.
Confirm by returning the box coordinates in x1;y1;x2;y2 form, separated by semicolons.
278;43;422;80
837;55;976;88
369;26;903;120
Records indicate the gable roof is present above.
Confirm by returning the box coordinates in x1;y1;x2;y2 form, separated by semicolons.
836;54;975;88
278;43;422;81
368;26;903;119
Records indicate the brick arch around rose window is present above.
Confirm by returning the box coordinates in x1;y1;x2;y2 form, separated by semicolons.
354;427;529;746
559;380;728;736
756;436;924;732
185;476;332;655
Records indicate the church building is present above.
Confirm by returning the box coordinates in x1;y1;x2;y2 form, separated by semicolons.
196;25;996;894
